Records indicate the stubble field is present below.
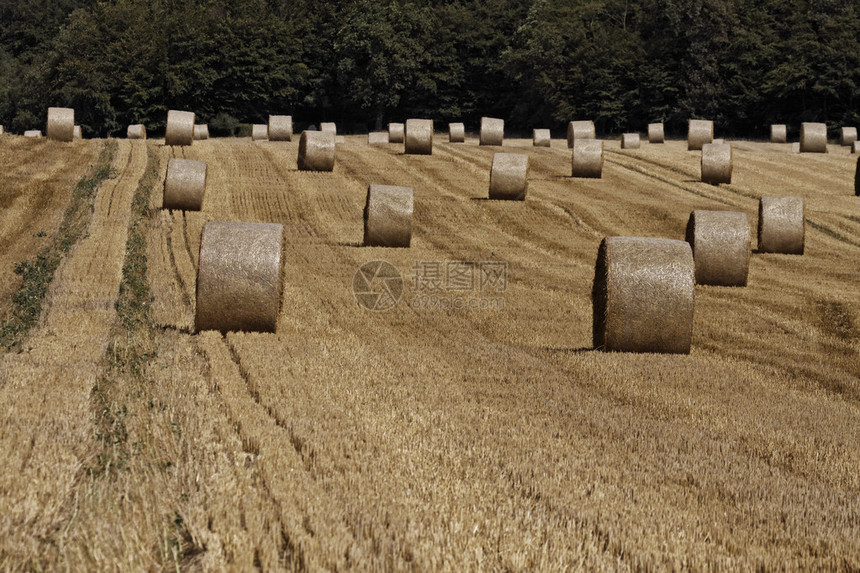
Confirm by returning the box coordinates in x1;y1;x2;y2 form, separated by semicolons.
0;131;858;570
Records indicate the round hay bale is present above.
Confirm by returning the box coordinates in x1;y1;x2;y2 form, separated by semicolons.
648;123;665;143
757;196;805;254
320;122;337;135
853;141;860;154
791;142;800;153
799;122;827;153
701;142;732;185
571;139;604;178
621;133;640;149
195;221;283;333
165;110;195;146
711;138;725;145
0;126;4;135
163;158;207;211
567;120;596;148
388;122;405;143
46;107;75;142
251;124;268;141
73;125;82;139
479;117;504;146
592;236;695;354
687;119;714;151
193;124;209;140
24;130;42;138
268;115;292;141
489;153;529;201
685;210;750;286
367;131;389;144
405;119;433;155
840;127;857;147
127;124;146;139
449;122;465;143
297;130;336;171
770;124;787;143
363;184;413;247
533;129;551;147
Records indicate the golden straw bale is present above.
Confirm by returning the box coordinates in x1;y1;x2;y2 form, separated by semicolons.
297;130;336;171
268;115;292;141
799;122;827;153
165;110;195;146
363;184;413;247
701;142;732;185
533;129;551;147
571;139;604;178
405;119;433;155
770;124;787;143
73;125;81;139
195;221;283;333
853;141;860;154
840;127;857;146
46;107;75;142
567;120;596;148
479;117;504;146
489;153;529;201
251;124;268;141
320;122;337;135
163;158;207;211
193;124;209;140
792;142;800;153
648;123;665;143
688;119;714;150
388;122;405;143
0;126;4;135
621;133;640;149
127;124;146;139
685;210;750;286
757;196;805;254
592;236;695;354
449;122;465;143
367;131;389;144
24;130;41;137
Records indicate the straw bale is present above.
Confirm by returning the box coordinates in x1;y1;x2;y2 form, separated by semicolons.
163;158;207;211
533;129;551;147
571;139;604;178
46;107;74;142
405;119;433;155
685;210;750;286
799;122;827;153
165;110;195;146
269;115;293;141
297;130;336;171
368;131;389;144
489;153;528;201
24;130;41;138
193;124;209;140
449;122;465;143
621;133;640;149
389;123;405;143
688;119;713;150
701;142;732;185
648;123;665;143
320;122;337;135
480;117;504;146
73;125;82;139
127;124;146;139
770;124;787;143
251;124;268;141
757;196;805;254
567;120;596;147
840;127;857;146
363;184;413;247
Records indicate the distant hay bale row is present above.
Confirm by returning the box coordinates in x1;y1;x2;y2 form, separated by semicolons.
449;122;465;143
840;127;857;147
252;124;268;141
163;158;207;211
165;110;195;146
770;124;787;143
648;123;664;143
405;119;433;155
195;221;283;333
567;120;595;147
686;210;750;286
368;131;389;144
388;122;405;143
489;153;528;201
298;130;335;171
193;124;209;140
800;122;827;153
701;142;732;185
480;117;504;146
363;184;413;248
592;236;695;354
127;124;146;139
571;139;603;178
533;129;551;147
758;196;804;254
688;119;713;151
621;133;640;149
269;115;292;141
47;107;75;142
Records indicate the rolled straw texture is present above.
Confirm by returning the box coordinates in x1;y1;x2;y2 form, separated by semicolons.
567;120;596;148
592;236;695;354
489;153;529;201
251;124;268;141
405;119;433;155
688;119;714;151
195;221;283;333
24;130;41;138
363;185;414;248
320;122;337;135
165;110;195;146
840;127;857;146
621;133;640;149
571;139;604;178
480;117;504;146
648;123;665;143
449;123;465;143
388;123;405;143
368;132;389;144
127;124;146;139
685;210;750;286
163;158;207;211
297;130;336;171
46;107;74;142
799;122;827;153
533;129;551;147
770;124;787;143
757;196;805;254
193;124;209;140
701;142;732;185
268;115;292;141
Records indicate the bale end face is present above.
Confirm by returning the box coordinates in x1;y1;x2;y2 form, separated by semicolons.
688;119;714;151
165;110;195;146
268;115;293;141
195;221;283;333
489;153;529;201
571;140;604;178
685;210;750;286
364;184;414;248
388;123;405;143
567;121;596;148
799;122;827;153
621;133;640;149
479;117;504;146
757;196;805;254
46;107;75;142
648;123;665;143
533;129;551;147
163;158;207;211
701;142;732;185
449;123;465;143
592;237;695;354
405;119;433;155
298;130;336;171
770;124;787;143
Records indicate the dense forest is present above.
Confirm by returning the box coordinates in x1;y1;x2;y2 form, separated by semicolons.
0;0;858;138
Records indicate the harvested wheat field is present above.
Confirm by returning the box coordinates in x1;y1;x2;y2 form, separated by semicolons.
0;135;859;570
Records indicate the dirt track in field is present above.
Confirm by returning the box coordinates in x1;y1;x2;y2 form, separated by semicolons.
1;134;859;570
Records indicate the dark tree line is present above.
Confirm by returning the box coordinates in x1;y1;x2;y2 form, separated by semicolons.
1;0;858;138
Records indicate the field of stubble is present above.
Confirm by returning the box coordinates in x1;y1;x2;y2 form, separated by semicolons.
0;132;858;571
